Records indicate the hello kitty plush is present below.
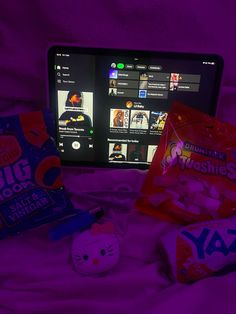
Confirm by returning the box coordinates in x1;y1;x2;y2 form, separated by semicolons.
72;222;120;275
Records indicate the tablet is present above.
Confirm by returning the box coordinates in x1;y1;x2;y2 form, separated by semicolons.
48;46;223;169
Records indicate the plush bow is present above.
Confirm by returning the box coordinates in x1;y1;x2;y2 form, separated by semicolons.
91;222;114;236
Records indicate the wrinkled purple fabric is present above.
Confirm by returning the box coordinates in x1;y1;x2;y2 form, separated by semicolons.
1;0;235;121
0;1;236;313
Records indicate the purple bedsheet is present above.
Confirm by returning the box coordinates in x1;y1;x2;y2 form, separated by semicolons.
0;1;236;313
0;0;235;122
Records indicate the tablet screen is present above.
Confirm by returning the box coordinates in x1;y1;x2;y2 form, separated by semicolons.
48;47;223;168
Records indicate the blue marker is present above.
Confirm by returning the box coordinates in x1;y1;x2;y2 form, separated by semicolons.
48;207;104;241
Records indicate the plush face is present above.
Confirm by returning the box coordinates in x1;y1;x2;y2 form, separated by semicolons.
72;223;120;275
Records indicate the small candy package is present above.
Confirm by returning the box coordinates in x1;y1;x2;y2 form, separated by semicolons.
160;216;236;283
136;102;236;224
0;110;73;239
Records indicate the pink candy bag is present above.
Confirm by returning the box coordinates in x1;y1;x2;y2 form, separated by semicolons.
136;102;236;224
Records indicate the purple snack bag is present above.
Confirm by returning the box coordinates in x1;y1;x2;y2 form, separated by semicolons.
0;110;73;239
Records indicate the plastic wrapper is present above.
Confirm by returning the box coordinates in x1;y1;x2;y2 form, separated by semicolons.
0;110;72;239
136;102;236;224
160;216;236;283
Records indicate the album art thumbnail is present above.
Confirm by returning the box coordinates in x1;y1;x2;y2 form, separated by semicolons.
110;109;129;128
108;143;127;162
147;145;158;163
170;73;180;82
130;110;150;129
57;90;93;127
108;88;117;96
150;111;168;131
127;144;147;162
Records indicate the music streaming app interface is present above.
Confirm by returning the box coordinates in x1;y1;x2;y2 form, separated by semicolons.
53;53;217;165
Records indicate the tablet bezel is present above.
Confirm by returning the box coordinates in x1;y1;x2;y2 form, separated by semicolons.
48;45;224;169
